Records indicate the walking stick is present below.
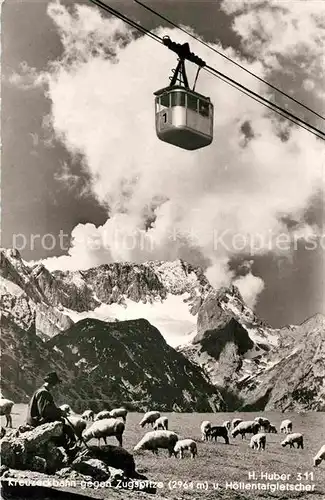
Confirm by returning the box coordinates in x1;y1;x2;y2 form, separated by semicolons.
64;415;90;451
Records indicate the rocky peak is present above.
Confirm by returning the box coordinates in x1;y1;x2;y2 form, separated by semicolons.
0;248;45;304
239;314;325;411
0;248;74;340
1;249;211;314
178;281;279;399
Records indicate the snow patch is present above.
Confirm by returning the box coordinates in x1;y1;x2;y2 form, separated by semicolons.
75;357;87;367
63;293;197;347
242;325;279;347
53;346;63;355
147;261;199;295
106;293;197;347
68;272;87;287
62;306;116;324
244;345;263;360
0;277;26;297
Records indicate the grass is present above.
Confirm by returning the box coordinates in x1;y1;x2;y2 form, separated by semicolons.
2;406;325;499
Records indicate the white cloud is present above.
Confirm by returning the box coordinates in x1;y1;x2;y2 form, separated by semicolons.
40;1;324;299
233;272;265;309
222;0;325;114
8;62;46;89
54;162;92;197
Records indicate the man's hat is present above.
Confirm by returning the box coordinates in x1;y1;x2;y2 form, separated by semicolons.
44;372;61;384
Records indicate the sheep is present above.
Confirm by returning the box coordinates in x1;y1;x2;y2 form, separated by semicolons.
153;416;168;431
0;427;6;439
95;410;111;421
313;444;325;467
200;421;211;441
81;444;136;478
281;433;303;449
0;399;14;428
134;430;178;457
250;433;266;450
254;417;270;431
232;418;243;429
174;439;197;459
59;404;71;417
139;411;160;428
81;410;94;421
223;420;231;430
109;408;128;422
280;419;293;433
232;421;260;439
207;426;229;444
64;415;87;445
82;418;125;447
268;424;277;434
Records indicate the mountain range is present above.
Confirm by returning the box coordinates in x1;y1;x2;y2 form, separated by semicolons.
1;247;324;412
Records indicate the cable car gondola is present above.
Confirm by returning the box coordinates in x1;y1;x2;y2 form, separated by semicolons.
154;37;214;151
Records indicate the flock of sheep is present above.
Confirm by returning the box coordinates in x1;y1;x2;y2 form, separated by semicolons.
200;417;324;464
1;397;325;468
200;417;302;450
47;407;194;459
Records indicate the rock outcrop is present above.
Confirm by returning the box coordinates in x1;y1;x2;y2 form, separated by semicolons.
238;314;325;411
0;426;156;496
0;250;74;340
179;289;325;411
0;422;65;473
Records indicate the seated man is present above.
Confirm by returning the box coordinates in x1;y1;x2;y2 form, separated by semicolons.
26;372;78;460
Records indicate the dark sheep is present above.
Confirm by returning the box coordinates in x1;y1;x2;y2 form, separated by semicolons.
207;425;229;444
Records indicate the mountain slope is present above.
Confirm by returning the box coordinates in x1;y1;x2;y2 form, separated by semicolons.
47;317;225;412
179;288;325;411
0;249;74;339
238;314;325;411
179;286;278;391
0;315;77;402
0;312;224;411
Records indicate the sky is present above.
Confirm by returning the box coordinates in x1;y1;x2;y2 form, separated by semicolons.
2;0;325;327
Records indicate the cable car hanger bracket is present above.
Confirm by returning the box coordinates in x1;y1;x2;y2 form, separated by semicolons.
162;36;206;91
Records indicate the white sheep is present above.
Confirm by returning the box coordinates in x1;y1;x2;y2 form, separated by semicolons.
223;420;231;430
280;419;293;433
0;399;14;428
281;433;303;449
232;418;243;429
59;404;71;417
313;444;325;467
250;433;266;450
174;439;197;459
200;421;211;441
94;410;111;421
254;417;270;431
232;421;260;439
64;415;87;444
82;418;125;447
153;416;168;431
134;430;178;457
139;411;160;428
109;408;128;422
81;410;94;421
